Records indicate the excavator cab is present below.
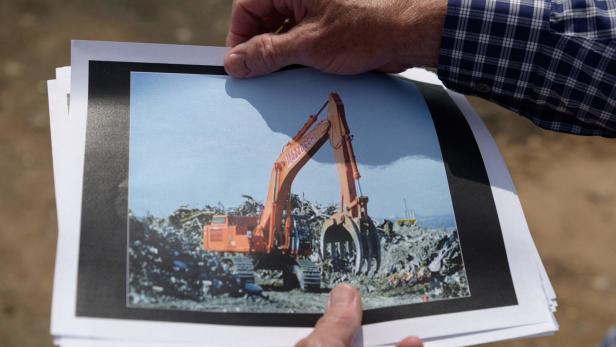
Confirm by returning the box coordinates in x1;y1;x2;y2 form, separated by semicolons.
203;214;258;253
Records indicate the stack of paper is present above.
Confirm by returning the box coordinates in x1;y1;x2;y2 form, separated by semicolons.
48;41;558;347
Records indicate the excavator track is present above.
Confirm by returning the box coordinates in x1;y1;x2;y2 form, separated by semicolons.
223;256;255;284
292;259;321;292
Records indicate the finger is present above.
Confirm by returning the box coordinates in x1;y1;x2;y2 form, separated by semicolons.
226;15;286;48
295;284;363;347
226;0;303;47
396;336;424;347
224;25;311;78
227;0;259;47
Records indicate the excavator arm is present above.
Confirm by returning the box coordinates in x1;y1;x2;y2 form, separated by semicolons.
327;93;364;219
202;92;379;288
251;114;329;252
253;93;364;254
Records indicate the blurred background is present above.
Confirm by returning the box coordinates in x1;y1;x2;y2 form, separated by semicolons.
0;0;614;346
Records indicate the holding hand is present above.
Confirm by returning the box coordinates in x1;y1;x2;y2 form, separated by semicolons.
224;0;446;78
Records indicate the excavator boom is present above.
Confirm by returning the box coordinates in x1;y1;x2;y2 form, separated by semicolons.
253;93;365;255
203;93;380;287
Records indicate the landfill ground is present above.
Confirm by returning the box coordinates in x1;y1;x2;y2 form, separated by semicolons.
1;1;615;346
127;198;469;314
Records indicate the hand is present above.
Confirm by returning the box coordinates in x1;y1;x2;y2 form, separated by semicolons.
224;0;447;78
295;284;423;347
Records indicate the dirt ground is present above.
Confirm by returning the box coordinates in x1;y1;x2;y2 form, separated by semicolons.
0;1;614;346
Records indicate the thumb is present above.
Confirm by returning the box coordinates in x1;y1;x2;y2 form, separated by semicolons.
396;336;424;347
296;284;363;347
224;28;308;78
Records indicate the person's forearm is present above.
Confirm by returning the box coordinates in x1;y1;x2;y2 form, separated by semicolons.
223;0;616;137
393;0;447;68
437;0;616;137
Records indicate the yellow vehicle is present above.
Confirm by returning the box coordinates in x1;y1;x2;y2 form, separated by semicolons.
396;198;417;227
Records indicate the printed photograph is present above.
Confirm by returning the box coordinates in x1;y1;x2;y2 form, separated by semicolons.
126;69;470;313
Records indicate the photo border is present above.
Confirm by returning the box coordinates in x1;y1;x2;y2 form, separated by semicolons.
76;61;516;327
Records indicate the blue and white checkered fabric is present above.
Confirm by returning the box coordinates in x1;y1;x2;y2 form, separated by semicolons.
438;0;616;137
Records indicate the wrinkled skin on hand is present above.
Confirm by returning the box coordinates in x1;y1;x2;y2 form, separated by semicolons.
224;0;447;78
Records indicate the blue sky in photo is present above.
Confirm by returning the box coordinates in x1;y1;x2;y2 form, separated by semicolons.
128;69;455;221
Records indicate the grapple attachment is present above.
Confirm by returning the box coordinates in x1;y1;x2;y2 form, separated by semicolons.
320;212;381;275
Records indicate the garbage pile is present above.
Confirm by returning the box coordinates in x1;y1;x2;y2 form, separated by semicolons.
381;225;468;297
128;214;213;305
289;194;336;257
321;224;469;302
128;195;469;309
128;195;335;305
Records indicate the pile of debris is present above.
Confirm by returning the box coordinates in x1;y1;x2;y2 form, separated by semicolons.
289;194;336;258
321;224;469;301
379;225;468;298
128;195;469;308
128;194;336;304
128;211;220;305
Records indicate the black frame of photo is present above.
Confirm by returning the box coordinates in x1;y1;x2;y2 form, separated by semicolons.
76;61;516;327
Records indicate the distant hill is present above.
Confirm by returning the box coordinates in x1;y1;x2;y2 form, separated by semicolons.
416;214;456;229
375;213;456;230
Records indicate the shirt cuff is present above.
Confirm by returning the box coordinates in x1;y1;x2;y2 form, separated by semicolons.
437;0;549;98
435;0;616;137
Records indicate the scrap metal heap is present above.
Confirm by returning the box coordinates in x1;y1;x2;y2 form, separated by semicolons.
128;195;337;303
129;197;468;306
322;223;468;300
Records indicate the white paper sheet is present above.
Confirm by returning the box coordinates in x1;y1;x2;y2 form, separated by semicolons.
48;41;557;347
47;73;557;347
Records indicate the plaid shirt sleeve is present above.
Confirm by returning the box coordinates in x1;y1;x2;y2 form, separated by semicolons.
437;0;616;137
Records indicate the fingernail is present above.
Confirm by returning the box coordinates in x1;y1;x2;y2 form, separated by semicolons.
330;284;356;307
225;53;250;78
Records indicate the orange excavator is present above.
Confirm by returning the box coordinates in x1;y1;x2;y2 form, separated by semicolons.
203;93;381;291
